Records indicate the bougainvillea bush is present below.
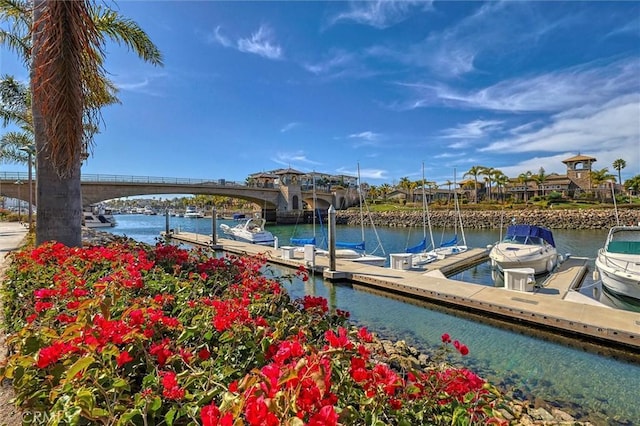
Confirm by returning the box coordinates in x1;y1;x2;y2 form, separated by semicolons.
0;241;513;425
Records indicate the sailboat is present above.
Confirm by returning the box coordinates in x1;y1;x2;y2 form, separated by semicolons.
290;174;318;247
390;163;439;268
316;164;386;266
431;168;468;256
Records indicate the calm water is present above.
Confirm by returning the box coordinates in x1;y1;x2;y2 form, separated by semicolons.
106;214;640;425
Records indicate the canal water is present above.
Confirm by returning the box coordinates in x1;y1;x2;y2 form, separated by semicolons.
105;214;640;425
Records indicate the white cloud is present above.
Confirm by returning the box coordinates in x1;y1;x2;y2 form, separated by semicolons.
330;0;431;29
238;25;283;60
210;26;232;47
348;131;380;141
272;151;322;169
209;25;283;60
480;94;640;154
113;73;167;96
406;57;640;113
280;122;300;133
347;131;383;148
336;166;388;180
304;51;355;75
441;120;504;139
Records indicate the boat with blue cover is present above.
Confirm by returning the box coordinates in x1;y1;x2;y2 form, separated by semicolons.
489;224;559;275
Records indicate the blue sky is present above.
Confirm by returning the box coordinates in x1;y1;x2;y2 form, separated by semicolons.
1;0;639;188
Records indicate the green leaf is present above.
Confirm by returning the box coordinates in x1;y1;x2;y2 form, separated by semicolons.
165;407;176;426
112;377;130;390
91;407;109;418
149;396;162;412
117;409;142;425
64;356;95;382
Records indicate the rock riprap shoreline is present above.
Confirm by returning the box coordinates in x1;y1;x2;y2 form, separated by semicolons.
336;208;639;230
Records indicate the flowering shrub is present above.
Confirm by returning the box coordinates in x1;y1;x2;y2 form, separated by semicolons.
0;241;512;425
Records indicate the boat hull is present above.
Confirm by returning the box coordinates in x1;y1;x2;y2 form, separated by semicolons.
489;243;558;275
220;221;275;245
595;251;640;302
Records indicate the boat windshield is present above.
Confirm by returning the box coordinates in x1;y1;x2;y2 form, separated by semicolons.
503;235;544;245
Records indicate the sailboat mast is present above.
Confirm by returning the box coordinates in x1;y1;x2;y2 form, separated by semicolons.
421;163;426;240
357;163;365;242
312;172;317;237
453;168;467;246
423;163;435;250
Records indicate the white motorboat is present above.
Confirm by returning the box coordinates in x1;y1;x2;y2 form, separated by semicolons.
220;216;275;245
83;212;116;228
489;224;558;275
184;206;204;218
594;225;640;301
315;245;387;267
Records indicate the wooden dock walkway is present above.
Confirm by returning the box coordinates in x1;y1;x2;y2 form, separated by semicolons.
164;230;640;356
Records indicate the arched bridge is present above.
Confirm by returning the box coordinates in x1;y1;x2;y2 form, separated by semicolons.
0;172;356;212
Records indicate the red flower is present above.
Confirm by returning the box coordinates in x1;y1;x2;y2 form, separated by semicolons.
357;326;373;343
160;371;185;400
458;344;469;356
441;333;451;343
116;351;134;367
324;327;353;350
36;341;77;369
307;405;338;426
201;403;234;426
198;347;211;361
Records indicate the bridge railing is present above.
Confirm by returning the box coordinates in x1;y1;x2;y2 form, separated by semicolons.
0;172;248;187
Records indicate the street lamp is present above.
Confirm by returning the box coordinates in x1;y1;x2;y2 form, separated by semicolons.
14;180;22;223
19;145;35;228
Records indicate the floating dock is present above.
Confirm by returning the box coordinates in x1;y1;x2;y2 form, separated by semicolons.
163;231;640;357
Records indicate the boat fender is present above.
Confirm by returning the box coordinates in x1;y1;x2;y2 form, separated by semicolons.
558;254;564;264
546;258;554;273
592;270;600;281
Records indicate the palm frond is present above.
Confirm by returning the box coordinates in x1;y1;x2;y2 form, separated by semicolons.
0;0;32;62
32;0;105;177
91;5;164;66
0;130;33;164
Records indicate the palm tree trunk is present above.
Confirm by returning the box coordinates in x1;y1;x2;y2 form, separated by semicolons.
31;0;87;247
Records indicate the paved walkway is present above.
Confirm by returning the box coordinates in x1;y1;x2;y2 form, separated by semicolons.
0;221;28;271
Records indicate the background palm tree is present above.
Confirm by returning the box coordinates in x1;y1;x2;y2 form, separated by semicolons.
517;171;532;202
2;0;162;246
397;176;411;203
0;76;33;164
612;159;626;194
480;166;495;201
443;179;453;204
590;167;616;201
532;167;547;197
378;183;391;201
463;165;483;203
493;171;509;203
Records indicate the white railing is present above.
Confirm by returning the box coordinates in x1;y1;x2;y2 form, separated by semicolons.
0;172;247;186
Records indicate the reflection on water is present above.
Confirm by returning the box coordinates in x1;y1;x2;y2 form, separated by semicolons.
105;215;640;424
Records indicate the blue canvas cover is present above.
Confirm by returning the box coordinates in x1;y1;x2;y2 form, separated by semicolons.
336;241;366;251
406;239;427;254
440;235;458;248
506;225;555;247
290;237;316;246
